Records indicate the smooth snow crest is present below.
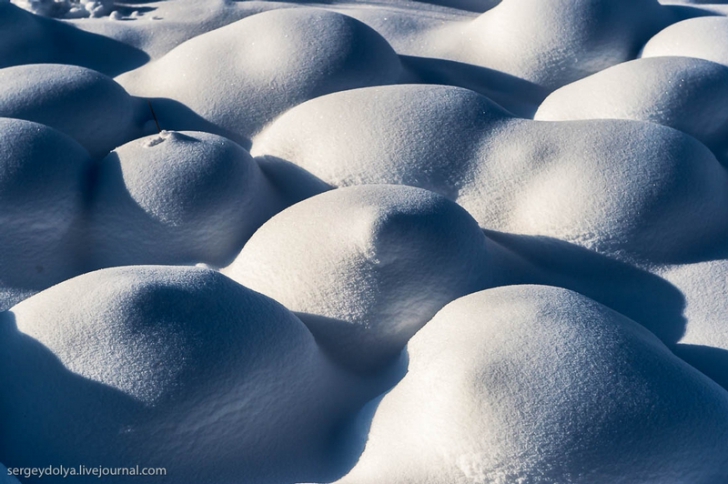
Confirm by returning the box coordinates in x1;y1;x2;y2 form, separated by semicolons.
0;64;148;159
1;266;351;483
116;8;402;145
336;286;728;483
4;1;728;482
535;56;728;162
254;84;728;262
225;184;493;373
86;130;283;269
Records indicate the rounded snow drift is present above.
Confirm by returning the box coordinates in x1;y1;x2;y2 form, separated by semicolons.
0;118;90;294
252;84;512;199
0;64;146;159
0;3;52;69
446;0;667;90
87;131;281;268
535;57;728;157
0;2;146;76
225;184;492;373
0;266;347;483
255;84;728;261
488;119;728;260
117;8;402;144
337;285;728;483
642;17;728;69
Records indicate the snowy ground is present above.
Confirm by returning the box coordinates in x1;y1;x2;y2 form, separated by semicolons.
3;0;728;482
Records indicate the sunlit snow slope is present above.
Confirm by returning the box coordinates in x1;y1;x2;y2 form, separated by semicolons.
3;0;728;482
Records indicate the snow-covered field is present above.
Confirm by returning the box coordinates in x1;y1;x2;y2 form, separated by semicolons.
3;0;728;482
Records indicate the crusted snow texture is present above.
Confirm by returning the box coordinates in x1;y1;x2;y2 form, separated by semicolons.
0;118;90;310
0;266;349;483
116;8;402;145
86;131;283;269
225;184;492;373
535;57;728;161
253;84;728;262
337;285;728;484
0;64;147;159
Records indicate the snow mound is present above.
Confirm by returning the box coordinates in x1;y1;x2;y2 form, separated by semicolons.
87;131;282;269
1;266;348;483
478;121;728;261
0;3;147;76
443;0;669;91
254;84;728;262
0;64;148;159
116;8;402;145
0;118;90;309
642;17;728;68
337;285;728;484
253;85;511;199
535;57;728;159
0;3;51;69
224;185;492;373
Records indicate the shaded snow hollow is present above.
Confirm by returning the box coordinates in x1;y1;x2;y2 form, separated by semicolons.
3;0;728;483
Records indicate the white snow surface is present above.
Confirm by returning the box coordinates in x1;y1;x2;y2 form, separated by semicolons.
0;118;89;308
438;0;671;91
86;130;282;269
253;84;728;262
0;3;147;76
3;0;728;482
336;286;728;483
1;266;354;483
224;185;494;372
0;63;148;158
641;16;728;67
535;56;728;161
116;8;403;145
